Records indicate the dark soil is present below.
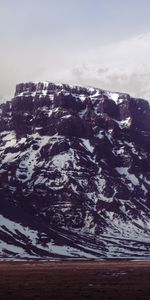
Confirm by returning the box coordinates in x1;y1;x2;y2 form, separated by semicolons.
0;260;150;300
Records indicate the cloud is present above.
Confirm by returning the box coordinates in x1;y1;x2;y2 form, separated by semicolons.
97;68;109;74
1;30;150;102
1;1;150;102
72;68;83;78
65;32;150;100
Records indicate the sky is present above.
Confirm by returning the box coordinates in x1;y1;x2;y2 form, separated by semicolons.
1;0;150;101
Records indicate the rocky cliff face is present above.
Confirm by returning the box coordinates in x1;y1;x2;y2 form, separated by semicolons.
0;81;150;259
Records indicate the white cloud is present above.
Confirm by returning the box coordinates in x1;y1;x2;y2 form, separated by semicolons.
1;32;150;102
65;32;150;100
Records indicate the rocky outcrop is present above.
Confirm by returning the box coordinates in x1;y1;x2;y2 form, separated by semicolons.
0;82;150;259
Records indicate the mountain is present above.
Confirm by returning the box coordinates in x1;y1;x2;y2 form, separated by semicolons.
0;81;150;259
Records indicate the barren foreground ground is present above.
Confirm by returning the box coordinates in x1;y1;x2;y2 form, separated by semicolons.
0;260;150;300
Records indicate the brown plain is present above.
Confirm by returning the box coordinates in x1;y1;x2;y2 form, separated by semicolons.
0;260;150;300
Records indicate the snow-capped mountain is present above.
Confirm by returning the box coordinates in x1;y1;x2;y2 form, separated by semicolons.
0;81;150;259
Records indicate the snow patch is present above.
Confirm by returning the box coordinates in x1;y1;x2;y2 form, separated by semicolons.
116;167;139;186
81;139;94;153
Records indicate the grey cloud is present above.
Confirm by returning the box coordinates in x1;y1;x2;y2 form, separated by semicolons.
70;66;150;101
101;72;150;100
72;68;83;78
97;67;109;74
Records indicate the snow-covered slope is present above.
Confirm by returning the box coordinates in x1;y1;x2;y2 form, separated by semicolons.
0;81;150;259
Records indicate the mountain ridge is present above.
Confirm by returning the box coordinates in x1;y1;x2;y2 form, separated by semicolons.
0;81;150;259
